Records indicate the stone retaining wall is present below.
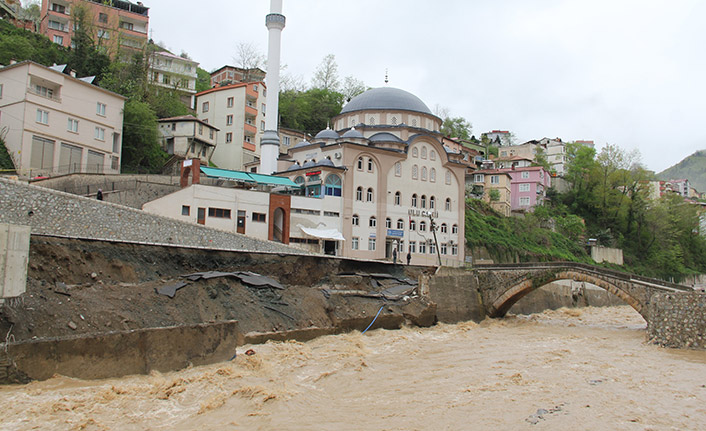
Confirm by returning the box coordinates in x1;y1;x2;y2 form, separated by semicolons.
647;292;706;349
0;177;307;255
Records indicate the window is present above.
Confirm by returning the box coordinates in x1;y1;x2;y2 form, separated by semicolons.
261;103;266;114
474;174;484;183
111;156;119;171
521;171;530;179
252;212;266;222
94;127;105;141
421;195;426;208
357;157;363;170
419;221;426;232
202;101;209;113
409;219;416;231
519;197;531;206
227;97;234;108
430;168;436;183
490;175;499;184
419;242;427;254
53;35;64;45
121;21;134;30
368;238;376;251
356;186;363;201
409;241;416;253
181;205;190;216
67;118;78;133
445;171;452;185
366;188;373;202
369;216;376;227
324;174;342;196
452;244;458;255
421;147;427;159
412;194;418;207
253;84;259;92
429;196;436;209
430;242;436;254
397;219;404;229
385;218;392;229
208;207;231;218
395;162;401;176
210;129;214;139
367;158;373;172
352;237;359;250
162;74;170;85
97;29;110;40
48;20;65;31
226;132;233;143
452;224;458;234
412;164;418;179
51;3;66;13
35;85;54;98
352;214;359;226
226;115;233;126
199;124;203;135
369;117;375;125
519;183;531;192
441;223;448;233
421;167;427;181
412;147;418;157
394;191;401;205
99;12;108;23
391;116;397;125
36;109;49;125
96;102;106;116
261;121;265;131
445;198;451;211
430;150;436;161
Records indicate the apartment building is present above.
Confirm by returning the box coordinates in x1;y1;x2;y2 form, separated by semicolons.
157;115;218;167
0;61;125;177
469;169;512;216
40;0;149;58
195;81;265;171
209;65;266;88
149;50;199;107
538;137;566;176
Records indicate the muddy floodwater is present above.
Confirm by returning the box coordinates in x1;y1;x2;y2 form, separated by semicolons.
2;306;706;430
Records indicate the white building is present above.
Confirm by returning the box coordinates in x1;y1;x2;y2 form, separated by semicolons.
148;51;199;107
157;115;218;168
540;137;566;176
0;60;125;177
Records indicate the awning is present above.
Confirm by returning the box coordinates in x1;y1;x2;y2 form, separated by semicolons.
200;167;299;187
247;172;299;187
300;227;345;241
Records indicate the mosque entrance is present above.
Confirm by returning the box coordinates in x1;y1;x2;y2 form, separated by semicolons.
323;240;337;256
272;208;285;242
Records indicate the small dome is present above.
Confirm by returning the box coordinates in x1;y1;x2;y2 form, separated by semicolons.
318;158;335;167
314;127;339;140
302;160;316;168
287;162;301;171
293;139;311;148
369;132;404;143
341;127;364;139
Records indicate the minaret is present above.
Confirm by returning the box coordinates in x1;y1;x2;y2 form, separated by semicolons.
259;0;286;175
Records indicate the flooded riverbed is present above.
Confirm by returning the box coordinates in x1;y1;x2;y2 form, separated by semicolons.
2;306;706;430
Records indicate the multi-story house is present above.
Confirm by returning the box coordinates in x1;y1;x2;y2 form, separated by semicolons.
647;179;692;200
209;65;266;88
0;61;125;177
482;130;513;146
195;81;265;171
505;166;551;212
494;156;533;169
468;169;512;216
497;140;544;161
157;115;218;169
148;50;199;107
40;0;149;58
540;137;566;176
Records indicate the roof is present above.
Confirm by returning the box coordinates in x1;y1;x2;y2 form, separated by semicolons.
340;87;433;116
153;51;199;65
200;166;298;187
158;115;219;130
195;80;265;97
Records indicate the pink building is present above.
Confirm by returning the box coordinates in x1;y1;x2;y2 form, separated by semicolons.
503;166;551;212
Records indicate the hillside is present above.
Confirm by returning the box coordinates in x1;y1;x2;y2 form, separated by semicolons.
658;150;706;192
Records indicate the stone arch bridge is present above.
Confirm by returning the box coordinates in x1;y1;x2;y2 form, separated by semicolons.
474;262;693;320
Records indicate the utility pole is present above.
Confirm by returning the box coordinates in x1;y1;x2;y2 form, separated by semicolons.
428;213;442;267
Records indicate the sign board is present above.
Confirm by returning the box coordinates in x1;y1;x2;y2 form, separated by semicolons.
386;229;404;238
306;170;321;176
407;209;439;218
183;159;193;167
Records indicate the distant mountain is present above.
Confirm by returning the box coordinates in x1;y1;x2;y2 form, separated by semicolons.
657;150;706;193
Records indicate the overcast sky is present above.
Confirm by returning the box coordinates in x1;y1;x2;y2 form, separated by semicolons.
145;0;706;173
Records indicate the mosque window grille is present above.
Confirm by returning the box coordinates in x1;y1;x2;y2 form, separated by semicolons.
412;165;418;180
421;167;428;181
430;168;436;183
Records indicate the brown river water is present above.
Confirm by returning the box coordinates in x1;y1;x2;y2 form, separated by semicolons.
2;306;706;430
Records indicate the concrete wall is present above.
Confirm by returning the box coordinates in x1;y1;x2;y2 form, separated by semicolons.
0;223;30;300
4;320;243;381
427;269;486;323
591;245;624;265
0;177;307;255
647;292;706;349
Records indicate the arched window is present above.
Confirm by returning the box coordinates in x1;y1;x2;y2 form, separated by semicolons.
430;150;436;161
385;218;391;228
352;214;359;226
419;221;427;232
394;162;401;176
397;219;404;229
366;188;374;202
412;194;418;207
369;216;376;227
412;165;418;179
421;195;427;209
394;191;401;205
421;167;427;181
409;219;416;231
430;168;436;183
357;157;363;170
294;176;305;185
391;116;398;125
369;117;376;125
412;118;417;127
445;198;451;211
412;147;418;158
452;224;458;234
367;158;373;172
445;170;452;185
441;223;448;233
430;196;436;209
421;146;427;159
324;174;342;196
356;186;363;201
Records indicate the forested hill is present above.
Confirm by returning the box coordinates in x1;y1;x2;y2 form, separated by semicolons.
658;150;706;192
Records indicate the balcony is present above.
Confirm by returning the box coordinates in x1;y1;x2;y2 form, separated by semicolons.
243;141;256;152
244;123;257;135
244;105;257;117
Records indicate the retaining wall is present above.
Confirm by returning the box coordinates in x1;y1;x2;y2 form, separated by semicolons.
0;177;307;255
647;292;706;349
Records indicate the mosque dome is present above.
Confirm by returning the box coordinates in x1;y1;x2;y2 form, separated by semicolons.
314;128;340;140
341;127;364;139
287;162;301;171
340;87;433;116
318;158;335;167
369;132;404;143
302;160;316;168
293;139;311;148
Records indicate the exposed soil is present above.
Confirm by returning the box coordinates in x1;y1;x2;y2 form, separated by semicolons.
1;237;435;344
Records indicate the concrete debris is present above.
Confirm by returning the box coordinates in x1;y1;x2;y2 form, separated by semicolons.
67;321;77;330
53;282;71;296
183;271;284;290
155;281;188;298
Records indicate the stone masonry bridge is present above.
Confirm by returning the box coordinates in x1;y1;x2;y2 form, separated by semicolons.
474;262;694;320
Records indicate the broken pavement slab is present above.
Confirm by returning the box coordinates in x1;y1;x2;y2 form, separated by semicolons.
155;281;188;298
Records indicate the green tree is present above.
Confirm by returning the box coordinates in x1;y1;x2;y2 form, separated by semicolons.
533;146;552;171
0;20;69;65
120;100;166;172
311;54;340;91
440;116;472;140
196;67;211;92
341;76;367;102
279;87;345;134
67;4;110;79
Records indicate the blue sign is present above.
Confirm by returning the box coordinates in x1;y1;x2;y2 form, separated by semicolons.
387;229;404;238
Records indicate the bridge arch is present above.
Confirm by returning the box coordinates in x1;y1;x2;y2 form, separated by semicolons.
489;270;644;319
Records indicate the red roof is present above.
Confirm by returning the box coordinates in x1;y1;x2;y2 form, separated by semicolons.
195;80;266;97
